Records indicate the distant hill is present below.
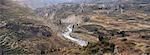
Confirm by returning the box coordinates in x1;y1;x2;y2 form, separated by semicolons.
14;0;119;9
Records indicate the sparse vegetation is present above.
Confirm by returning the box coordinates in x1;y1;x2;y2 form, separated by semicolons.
0;0;150;55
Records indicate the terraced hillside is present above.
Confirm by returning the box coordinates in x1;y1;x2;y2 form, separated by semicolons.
0;0;75;54
0;0;150;55
35;0;150;55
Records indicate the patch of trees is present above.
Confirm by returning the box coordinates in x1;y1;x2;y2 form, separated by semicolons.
95;30;116;53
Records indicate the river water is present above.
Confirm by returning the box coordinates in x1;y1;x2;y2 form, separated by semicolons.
62;25;88;46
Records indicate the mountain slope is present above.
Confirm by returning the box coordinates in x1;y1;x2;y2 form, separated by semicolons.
34;0;150;54
0;0;150;55
0;0;74;54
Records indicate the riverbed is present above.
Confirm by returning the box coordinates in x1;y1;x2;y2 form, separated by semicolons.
62;25;88;46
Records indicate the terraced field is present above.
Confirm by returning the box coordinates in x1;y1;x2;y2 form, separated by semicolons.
0;0;150;55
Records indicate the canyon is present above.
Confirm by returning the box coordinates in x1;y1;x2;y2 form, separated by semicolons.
0;0;150;55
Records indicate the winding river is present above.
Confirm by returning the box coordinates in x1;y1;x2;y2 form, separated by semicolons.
62;25;88;46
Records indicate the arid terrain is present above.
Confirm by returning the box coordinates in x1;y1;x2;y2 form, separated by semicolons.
0;0;150;55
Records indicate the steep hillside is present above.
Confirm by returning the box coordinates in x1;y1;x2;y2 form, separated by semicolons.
0;0;74;54
1;0;150;55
